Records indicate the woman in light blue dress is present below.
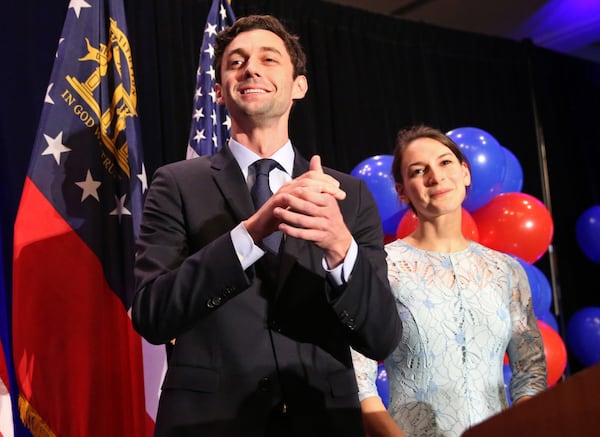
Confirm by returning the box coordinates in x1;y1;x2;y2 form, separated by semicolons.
352;125;547;437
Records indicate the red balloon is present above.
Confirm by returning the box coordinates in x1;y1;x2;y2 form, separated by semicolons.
396;210;419;239
384;234;398;244
538;320;567;386
471;192;553;263
396;208;479;242
462;209;480;242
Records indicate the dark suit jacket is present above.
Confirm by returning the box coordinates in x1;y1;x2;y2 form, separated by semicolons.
132;145;402;437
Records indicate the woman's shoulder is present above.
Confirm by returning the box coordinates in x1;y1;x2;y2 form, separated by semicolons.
385;238;413;253
470;241;523;269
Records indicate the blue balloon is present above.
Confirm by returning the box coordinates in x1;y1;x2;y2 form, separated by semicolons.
376;362;390;408
532;266;553;316
383;208;407;238
446;127;506;212
351;155;408;235
567;306;600;367
516;258;552;317
576;205;600;263
537;310;559;332
499;146;523;193
503;363;512;405
516;257;538;298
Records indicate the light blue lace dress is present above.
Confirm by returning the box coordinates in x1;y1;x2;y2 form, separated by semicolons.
352;239;547;437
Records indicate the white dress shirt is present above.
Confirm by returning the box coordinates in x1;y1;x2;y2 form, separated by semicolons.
227;139;357;285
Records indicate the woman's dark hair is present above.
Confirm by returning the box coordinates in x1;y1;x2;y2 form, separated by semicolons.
391;124;470;185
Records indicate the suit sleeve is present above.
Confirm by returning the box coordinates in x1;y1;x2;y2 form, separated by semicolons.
329;175;402;361
131;164;252;344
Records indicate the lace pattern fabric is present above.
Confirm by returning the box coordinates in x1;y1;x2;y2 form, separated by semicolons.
352;239;547;437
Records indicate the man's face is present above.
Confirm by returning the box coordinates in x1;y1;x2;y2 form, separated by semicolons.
215;29;307;125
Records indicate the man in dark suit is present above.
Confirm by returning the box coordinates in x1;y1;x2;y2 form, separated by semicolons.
132;14;401;437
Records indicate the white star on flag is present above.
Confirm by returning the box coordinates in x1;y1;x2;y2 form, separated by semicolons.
42;131;71;165
69;0;92;18
110;194;132;223
45;83;55;104
75;170;102;201
137;163;148;193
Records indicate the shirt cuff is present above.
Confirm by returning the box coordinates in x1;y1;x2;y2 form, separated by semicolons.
322;239;358;286
231;222;264;270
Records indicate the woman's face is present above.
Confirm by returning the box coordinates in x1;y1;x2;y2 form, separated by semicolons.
397;137;471;218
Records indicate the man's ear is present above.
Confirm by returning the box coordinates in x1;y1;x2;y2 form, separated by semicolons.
215;83;225;105
292;75;308;100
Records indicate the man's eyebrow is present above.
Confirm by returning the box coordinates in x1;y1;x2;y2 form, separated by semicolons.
226;46;283;57
259;46;283;56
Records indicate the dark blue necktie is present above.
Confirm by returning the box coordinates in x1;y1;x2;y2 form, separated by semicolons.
251;159;283;253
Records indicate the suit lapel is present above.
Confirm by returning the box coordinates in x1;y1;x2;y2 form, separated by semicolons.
211;146;324;292
211;146;255;222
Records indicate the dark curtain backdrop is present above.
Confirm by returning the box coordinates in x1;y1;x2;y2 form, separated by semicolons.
2;0;599;374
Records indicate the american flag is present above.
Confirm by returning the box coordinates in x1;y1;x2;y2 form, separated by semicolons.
12;0;160;434
186;0;236;159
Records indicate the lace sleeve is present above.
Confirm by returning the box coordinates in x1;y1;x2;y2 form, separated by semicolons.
506;259;548;400
351;347;380;402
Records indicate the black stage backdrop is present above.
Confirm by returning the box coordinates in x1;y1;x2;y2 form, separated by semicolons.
2;0;599;374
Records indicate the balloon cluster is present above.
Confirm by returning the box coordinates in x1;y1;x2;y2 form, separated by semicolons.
351;127;554;263
570;202;600;367
350;126;595;395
